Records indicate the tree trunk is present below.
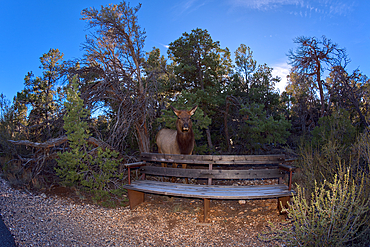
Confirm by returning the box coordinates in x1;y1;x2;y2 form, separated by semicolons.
135;122;150;153
224;100;231;153
316;64;325;117
206;128;213;150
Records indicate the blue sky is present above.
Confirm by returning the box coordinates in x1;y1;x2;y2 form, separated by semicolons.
1;0;368;101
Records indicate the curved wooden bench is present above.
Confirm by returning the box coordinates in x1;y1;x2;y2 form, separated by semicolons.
123;153;296;222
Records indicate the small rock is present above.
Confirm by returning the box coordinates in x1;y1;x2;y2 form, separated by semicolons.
238;200;246;205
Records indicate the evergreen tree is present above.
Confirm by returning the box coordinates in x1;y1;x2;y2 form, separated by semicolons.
56;76;123;202
238;103;291;152
234;44;257;94
167;28;233;149
17;48;64;141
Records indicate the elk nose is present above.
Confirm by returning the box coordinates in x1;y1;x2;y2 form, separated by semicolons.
182;123;189;131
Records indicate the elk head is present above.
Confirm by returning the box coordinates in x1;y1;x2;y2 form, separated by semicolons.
171;105;198;133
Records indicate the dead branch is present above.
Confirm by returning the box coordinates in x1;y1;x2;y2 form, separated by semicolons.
8;136;68;149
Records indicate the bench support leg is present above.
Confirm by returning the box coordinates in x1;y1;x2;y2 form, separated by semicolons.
127;189;145;209
278;196;290;213
203;199;210;222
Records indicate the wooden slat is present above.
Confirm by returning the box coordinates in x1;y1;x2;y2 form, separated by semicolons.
123;180;296;199
141;166;284;179
124;161;146;167
140;153;285;165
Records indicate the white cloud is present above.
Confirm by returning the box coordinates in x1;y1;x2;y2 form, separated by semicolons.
172;0;208;16
230;0;302;10
160;43;170;49
271;62;291;93
229;0;354;16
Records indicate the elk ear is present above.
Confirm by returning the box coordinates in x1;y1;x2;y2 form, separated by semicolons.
189;105;198;116
170;106;181;117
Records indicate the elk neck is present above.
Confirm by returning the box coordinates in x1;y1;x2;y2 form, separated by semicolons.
176;128;194;155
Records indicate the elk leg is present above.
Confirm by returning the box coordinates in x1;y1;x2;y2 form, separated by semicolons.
171;163;177;183
161;163;167;181
182;163;188;184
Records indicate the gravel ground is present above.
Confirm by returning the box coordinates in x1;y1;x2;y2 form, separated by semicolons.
0;178;284;246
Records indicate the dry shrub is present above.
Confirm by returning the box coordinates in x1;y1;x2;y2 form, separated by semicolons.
260;127;370;246
261;166;370;246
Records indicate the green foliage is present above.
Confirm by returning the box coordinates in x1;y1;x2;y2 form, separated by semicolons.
16;48;64;141
352;129;370;168
0;94;32;185
56;76;123;201
271;126;370;246
297;109;359;188
238;103;291;151
312;109;357;149
0;94;17;156
168;28;231;93
167;28;232;151
262;167;370;246
234;44;256;91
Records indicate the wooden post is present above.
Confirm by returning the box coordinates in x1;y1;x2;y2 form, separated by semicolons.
204;198;210;222
208;164;213;185
127;189;145;209
128;167;131;185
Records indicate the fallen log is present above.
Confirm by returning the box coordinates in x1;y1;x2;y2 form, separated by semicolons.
8;136;125;160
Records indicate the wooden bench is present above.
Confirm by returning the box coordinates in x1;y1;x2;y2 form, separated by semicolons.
123;152;296;222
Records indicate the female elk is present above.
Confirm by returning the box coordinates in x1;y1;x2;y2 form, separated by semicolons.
156;105;197;155
156;106;197;181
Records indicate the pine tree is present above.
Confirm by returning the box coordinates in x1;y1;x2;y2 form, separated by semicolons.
56;76;123;203
56;76;90;186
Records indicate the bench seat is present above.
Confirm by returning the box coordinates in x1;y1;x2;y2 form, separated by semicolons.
123;180;294;200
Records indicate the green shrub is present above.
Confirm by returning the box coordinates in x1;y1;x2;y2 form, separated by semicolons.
296;111;359;192
312;109;357;150
238;103;291;151
296;140;344;190
352;129;370;173
261;167;370;246
56;76;123;202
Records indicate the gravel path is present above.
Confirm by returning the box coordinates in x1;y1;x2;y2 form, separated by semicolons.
0;178;282;246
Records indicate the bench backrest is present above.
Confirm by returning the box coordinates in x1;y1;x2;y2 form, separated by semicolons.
140;152;286;181
140;152;285;165
140;166;284;180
